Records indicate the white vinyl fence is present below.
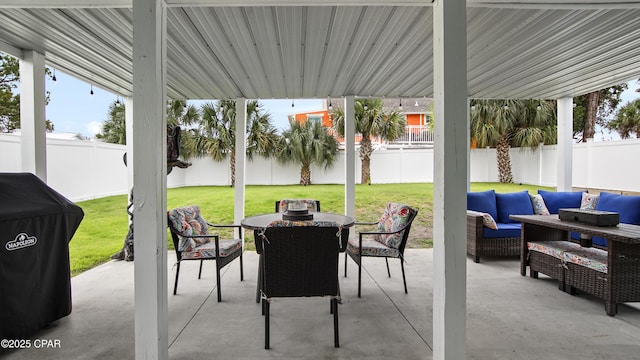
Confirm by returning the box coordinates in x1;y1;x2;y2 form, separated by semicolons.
2;132;639;202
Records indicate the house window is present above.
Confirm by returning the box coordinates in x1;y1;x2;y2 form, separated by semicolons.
307;114;323;126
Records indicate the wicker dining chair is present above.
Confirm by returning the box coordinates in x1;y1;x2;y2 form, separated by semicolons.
167;205;244;302
274;199;321;212
345;202;418;297
258;220;345;349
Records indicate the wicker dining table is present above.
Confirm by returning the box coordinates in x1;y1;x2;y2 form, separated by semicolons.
241;212;355;303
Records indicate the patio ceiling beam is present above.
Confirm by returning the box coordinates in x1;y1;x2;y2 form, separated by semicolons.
0;38;22;59
5;0;640;9
468;0;640;9
0;0;130;8
0;0;435;8
164;0;435;7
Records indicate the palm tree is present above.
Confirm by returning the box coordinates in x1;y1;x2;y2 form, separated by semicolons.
608;99;640;139
166;99;199;128
470;99;556;183
181;99;279;186
331;99;405;184
277;119;339;186
95;100;126;144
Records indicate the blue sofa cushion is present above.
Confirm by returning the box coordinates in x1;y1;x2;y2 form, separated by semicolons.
495;191;534;223
592;192;640;247
467;190;498;222
596;192;640;225
483;223;521;238
537;190;584;214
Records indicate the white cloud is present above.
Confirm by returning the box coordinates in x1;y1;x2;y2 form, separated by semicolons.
86;121;102;137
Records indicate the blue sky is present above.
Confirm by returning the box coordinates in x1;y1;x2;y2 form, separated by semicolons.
44;70;639;139
45;71;322;138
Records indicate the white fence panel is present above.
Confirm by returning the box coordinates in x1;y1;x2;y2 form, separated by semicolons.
0;133;21;171
573;139;640;192
3;132;640;201
470;147;497;183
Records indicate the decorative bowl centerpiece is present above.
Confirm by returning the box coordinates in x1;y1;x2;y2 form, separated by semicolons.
282;203;314;220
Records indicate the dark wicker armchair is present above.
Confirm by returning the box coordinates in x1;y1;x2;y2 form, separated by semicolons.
345;203;418;297
258;221;345;349
167;205;244;302
253;199;322;303
466;213;520;263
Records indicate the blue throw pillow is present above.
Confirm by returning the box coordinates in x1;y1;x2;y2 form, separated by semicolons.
595;192;640;225
467;190;498;222
537;190;584;214
495;191;534;223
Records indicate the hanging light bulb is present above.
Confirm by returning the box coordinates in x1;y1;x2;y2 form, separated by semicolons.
328;98;333;110
90;84;94;96
414;100;419;107
399;99;403;110
116;97;121;106
291;99;295;108
363;103;368;111
470;104;476;111
503;102;508;110
536;101;542;111
52;69;57;82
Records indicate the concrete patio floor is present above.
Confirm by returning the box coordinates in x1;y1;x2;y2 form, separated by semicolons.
2;249;640;360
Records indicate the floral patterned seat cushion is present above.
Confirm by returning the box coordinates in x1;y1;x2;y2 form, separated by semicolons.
267;219;339;228
168;205;210;252
181;239;242;260
527;241;608;273
375;203;413;249
346;237;401;258
527;241;583;259
563;247;608;273
278;199;319;212
263;220;343;252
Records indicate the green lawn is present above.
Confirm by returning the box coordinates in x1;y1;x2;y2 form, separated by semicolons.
69;182;553;276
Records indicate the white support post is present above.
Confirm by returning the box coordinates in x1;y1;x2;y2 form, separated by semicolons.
19;50;47;181
132;1;168;359
344;96;356;219
125;96;134;195
433;0;468;359
234;98;247;234
557;97;573;192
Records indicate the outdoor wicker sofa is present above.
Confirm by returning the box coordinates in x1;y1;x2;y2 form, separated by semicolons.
467;190;585;263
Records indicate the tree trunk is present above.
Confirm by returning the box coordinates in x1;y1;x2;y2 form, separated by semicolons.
584;91;599;142
300;163;311;186
360;135;373;184
230;151;236;187
496;136;513;183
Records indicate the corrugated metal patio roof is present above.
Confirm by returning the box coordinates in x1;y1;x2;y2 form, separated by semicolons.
1;1;639;101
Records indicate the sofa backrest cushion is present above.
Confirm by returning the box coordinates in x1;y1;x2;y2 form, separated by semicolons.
467;190;498;222
595;192;640;225
495;191;534;223
537;190;583;214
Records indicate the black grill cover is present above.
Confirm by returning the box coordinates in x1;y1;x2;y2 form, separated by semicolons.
0;173;84;338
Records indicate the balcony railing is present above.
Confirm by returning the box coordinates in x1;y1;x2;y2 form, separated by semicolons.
329;125;434;148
